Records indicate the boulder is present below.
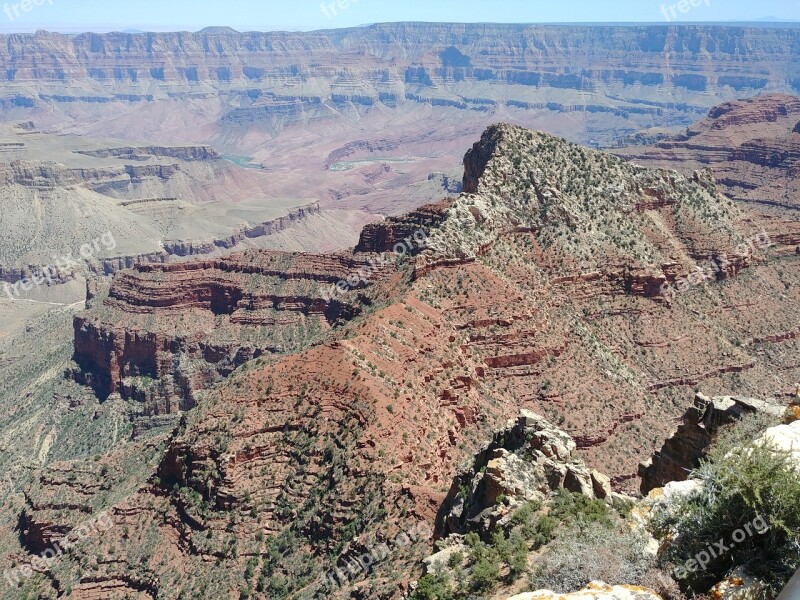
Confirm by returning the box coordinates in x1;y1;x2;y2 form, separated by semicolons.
783;385;800;424
709;567;768;599
506;581;662;599
784;403;800;424
422;543;467;573
564;464;595;497
754;420;800;469
591;469;613;500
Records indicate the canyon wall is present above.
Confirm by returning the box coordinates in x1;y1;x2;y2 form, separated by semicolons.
3;24;800;145
619;93;800;210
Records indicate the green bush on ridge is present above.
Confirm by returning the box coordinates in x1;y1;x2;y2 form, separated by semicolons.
652;414;800;596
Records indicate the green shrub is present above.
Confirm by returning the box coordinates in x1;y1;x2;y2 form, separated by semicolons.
549;489;613;530
470;547;501;592
504;530;530;577
652;422;800;596
509;501;557;549
712;412;780;452
411;570;454;600
529;514;558;549
447;551;464;570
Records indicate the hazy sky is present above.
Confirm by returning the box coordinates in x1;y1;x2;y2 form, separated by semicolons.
0;0;798;33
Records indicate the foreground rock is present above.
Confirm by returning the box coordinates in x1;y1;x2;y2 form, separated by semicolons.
755;420;800;468
507;581;662;599
709;567;769;600
437;410;619;537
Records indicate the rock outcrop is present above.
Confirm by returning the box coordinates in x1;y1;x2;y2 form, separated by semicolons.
75;146;219;161
639;393;784;494
506;582;662;600
355;199;450;253
0;160;180;190
437;410;614;538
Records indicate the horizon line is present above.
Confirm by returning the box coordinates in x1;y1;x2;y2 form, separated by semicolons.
0;19;799;35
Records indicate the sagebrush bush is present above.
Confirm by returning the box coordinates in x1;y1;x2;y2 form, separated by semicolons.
652;414;800;596
528;522;657;592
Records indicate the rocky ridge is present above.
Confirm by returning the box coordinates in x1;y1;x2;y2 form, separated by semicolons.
9;123;800;599
619;93;800;210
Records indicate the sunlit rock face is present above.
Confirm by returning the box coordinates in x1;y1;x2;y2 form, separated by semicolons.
506;581;663;600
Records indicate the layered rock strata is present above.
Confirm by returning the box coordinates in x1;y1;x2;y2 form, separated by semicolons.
25;123;800;598
4;25;800;130
71;250;394;411
619;93;800;209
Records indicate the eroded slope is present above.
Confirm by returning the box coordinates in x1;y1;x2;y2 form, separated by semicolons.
7;124;800;599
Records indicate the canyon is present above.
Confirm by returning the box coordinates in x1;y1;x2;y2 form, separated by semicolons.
2;121;799;598
0;121;337;296
1;21;800;599
619;93;800;210
4;24;800;291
